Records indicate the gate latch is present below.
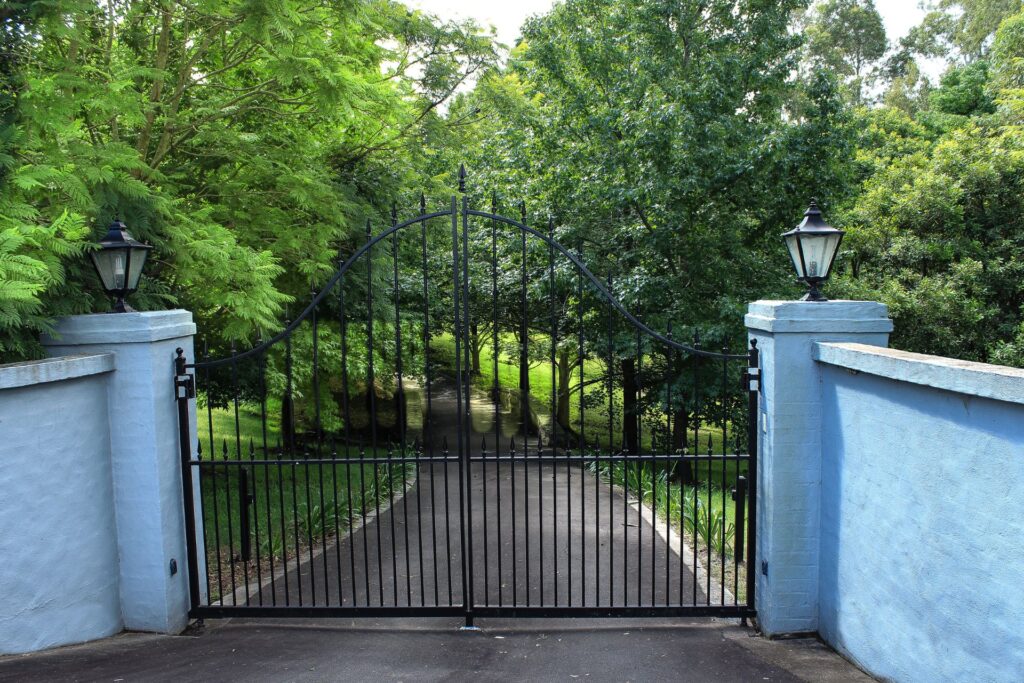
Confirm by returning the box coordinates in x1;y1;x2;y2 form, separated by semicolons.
744;367;760;392
175;372;196;400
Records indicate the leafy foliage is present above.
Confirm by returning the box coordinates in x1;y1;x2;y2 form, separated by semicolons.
0;0;496;359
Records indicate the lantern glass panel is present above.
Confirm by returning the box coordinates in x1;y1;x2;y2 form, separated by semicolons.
805;232;843;278
784;233;805;277
126;246;149;290
91;247;130;293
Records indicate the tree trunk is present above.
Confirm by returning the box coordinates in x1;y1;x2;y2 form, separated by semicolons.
281;394;295;452
672;405;694;483
394;387;407;437
517;328;530;435
621;358;639;455
470;321;481;376
517;329;530;394
557;349;571;430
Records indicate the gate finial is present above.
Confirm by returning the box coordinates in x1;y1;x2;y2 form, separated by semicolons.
419;193;426;215
458;164;466;193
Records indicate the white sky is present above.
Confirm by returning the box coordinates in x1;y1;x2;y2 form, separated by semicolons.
408;0;944;78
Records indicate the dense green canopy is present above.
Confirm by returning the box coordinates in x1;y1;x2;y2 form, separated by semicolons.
2;0;1024;369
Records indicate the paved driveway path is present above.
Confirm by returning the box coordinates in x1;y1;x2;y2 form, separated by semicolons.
0;619;871;682
223;380;705;611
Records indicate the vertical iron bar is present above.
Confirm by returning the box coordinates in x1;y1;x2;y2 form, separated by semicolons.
203;343;223;605
630;327;638;606
366;221;384;607
239;466;251;565
451;195;469;618
277;438;290;607
393;208;412;607
339;261;360;607
421;199;440;607
721;348;728;606
692;334;701;607
706;432;712;604
174;350;201;613
301;468;316;607
605;276;614;607
289;451;301;606
258;351;276;605
520;202;530;607
231;350;248;605
285;327;300;606
747;341;759;612
387;441;398;606
312;285;330;606
548;217;555;607
666;328;674;607
197;440;211;606
491;193;502;607
577;246;585;607
461;193;475;624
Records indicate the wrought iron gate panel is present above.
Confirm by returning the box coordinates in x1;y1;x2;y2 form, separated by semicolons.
175;180;759;624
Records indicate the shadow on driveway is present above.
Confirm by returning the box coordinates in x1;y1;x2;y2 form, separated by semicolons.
0;618;872;682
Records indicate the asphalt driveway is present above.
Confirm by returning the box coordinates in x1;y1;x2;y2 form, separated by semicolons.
0;618;871;682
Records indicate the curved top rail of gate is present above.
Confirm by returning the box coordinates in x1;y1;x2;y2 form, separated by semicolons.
189;196;747;369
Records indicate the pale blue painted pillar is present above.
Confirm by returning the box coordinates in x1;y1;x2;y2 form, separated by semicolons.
745;300;892;636
43;311;197;634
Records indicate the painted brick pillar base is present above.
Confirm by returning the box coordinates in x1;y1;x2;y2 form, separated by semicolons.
43;311;196;634
745;301;892;636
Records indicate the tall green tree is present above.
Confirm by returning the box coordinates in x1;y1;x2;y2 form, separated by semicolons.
0;0;496;360
804;0;888;104
455;0;845;450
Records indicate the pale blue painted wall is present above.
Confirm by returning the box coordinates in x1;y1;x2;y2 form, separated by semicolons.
0;311;199;655
0;355;122;654
816;347;1024;682
745;301;892;635
43;311;198;634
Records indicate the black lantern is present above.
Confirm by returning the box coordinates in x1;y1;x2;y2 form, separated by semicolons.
90;218;152;312
781;200;844;302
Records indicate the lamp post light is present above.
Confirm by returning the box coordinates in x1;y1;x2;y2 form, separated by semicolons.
90;218;153;313
781;200;845;302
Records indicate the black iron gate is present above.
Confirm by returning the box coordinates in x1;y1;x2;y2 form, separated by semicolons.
175;180;760;625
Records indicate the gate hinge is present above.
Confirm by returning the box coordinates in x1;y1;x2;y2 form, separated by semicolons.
176;373;196;400
744;367;760;392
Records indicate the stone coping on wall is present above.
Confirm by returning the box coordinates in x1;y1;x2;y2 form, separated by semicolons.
0;353;115;390
41;310;196;346
745;300;894;334
813;342;1024;406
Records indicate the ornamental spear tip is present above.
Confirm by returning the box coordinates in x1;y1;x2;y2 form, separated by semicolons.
458;164;467;193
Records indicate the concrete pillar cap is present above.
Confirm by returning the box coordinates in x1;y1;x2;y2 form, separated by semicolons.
42;310;196;346
745;300;893;335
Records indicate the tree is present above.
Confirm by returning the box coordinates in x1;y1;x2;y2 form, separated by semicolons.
0;0;497;360
907;0;1023;62
455;0;832;452
831;18;1024;367
805;0;888;104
